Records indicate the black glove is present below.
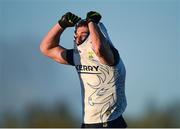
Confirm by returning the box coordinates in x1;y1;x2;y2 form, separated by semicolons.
86;11;102;24
58;12;81;29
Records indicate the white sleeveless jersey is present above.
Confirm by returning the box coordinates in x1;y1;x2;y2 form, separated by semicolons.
73;23;127;124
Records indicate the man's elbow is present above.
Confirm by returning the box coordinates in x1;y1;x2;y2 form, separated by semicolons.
93;46;115;66
40;42;49;56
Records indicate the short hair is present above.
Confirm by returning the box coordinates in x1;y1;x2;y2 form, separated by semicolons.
74;19;88;33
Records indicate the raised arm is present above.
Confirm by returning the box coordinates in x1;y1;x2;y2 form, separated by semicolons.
86;11;115;65
40;12;81;65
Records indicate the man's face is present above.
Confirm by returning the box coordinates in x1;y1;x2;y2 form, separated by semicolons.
75;26;89;45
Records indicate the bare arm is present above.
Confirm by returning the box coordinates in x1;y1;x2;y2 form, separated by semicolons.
88;22;115;65
40;12;81;65
40;23;70;64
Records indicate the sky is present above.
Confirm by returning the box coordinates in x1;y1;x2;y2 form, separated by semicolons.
0;0;179;119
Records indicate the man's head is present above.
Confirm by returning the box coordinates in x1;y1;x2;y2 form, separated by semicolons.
74;19;89;45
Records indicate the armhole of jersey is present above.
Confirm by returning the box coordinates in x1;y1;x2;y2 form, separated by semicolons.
66;49;75;66
98;23;119;66
109;45;120;66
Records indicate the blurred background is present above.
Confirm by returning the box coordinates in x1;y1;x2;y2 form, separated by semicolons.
0;0;179;127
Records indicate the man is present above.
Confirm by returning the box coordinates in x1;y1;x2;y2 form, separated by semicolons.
40;11;127;128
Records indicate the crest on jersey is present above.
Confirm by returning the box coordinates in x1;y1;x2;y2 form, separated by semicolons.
88;51;94;60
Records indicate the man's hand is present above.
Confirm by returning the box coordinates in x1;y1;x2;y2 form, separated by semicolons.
86;11;102;24
58;12;81;29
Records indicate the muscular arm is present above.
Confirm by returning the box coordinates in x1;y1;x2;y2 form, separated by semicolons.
40;23;70;65
88;22;115;65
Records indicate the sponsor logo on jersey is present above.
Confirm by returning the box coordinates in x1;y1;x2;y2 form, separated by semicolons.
75;65;99;73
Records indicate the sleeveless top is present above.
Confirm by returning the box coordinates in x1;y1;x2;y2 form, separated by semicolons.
70;23;127;124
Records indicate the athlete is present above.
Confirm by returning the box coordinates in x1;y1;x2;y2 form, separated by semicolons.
40;11;127;128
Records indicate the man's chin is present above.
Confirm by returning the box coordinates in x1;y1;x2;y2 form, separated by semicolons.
77;42;83;46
